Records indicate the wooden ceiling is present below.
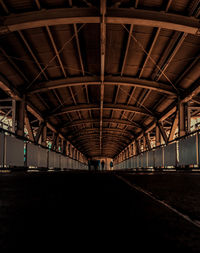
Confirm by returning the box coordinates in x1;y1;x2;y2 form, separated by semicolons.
0;0;200;158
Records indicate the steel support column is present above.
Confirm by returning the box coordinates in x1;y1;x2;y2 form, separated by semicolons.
12;99;25;137
186;102;191;133
168;110;178;141
156;125;161;146
178;101;186;137
135;139;140;155
62;140;66;155
41;125;47;146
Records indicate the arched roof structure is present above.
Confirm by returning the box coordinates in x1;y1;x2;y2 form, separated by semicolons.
0;0;200;158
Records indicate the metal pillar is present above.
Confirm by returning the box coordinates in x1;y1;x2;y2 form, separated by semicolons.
168;110;178;142
178;101;186;137
41;125;47;146
186;102;191;133
135;139;140;155
71;147;74;159
156;125;161;146
12;99;25;136
62;140;66;155
56;136;60;151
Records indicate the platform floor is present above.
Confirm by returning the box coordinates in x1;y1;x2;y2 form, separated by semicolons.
0;170;200;252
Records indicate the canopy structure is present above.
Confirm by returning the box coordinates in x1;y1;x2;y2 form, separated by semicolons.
0;0;200;159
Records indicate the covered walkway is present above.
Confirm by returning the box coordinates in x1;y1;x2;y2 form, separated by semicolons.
0;0;200;251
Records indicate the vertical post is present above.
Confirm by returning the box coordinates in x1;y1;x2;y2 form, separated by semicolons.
135;139;140;155
62;140;66;155
66;141;69;156
12;99;25;136
196;132;199;166
143;135;146;151
12;99;16;133
131;144;134;156
71;147;74;159
144;132;151;151
122;150;125;161
186;102;191;133
156;125;161;146
68;143;71;157
178;101;186;137
168;110;178;142
41;125;47;146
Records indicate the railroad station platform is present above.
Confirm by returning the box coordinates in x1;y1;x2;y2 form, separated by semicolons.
1;170;200;252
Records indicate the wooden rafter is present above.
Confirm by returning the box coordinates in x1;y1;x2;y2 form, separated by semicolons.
155;32;187;81
139;28;161;78
27;76;177;96
100;0;106;153
0;0;9;14
46;26;67;78
60;118;142;129
18;31;48;80
1;9;200;35
48;103;156;118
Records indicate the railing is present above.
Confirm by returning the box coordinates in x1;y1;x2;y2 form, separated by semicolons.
0;128;88;171
114;130;200;170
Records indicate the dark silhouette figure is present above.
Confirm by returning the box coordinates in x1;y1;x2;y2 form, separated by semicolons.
101;160;105;170
110;161;113;169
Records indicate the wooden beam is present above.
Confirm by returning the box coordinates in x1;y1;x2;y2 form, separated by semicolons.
157;121;168;144
0;48;29;83
1;8;200;35
51;132;58;150
48;103;155;118
67;128;134;138
188;0;200;16
18;30;48;80
60;118;142;129
135;77;200;142
28;75;177;96
155;32;187;81
0;75;71;143
100;0;106;153
139;28;161;78
73;24;85;75
178;101;186;137
73;137;128;147
68;1;84;75
144;132;151;150
25;110;35;142
165;0;173;12
121;24;134;76
46;24;83;121
12;99;25;137
46;21;83;122
35;0;41;10
175;53;200;86
0;0;9;14
35;121;45;143
168;110;178;141
46;26;67;78
70;133;131;143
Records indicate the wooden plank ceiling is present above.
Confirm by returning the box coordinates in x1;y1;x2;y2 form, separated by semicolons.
0;0;200;158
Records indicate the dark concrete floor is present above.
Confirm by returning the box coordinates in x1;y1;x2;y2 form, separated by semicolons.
0;170;200;252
